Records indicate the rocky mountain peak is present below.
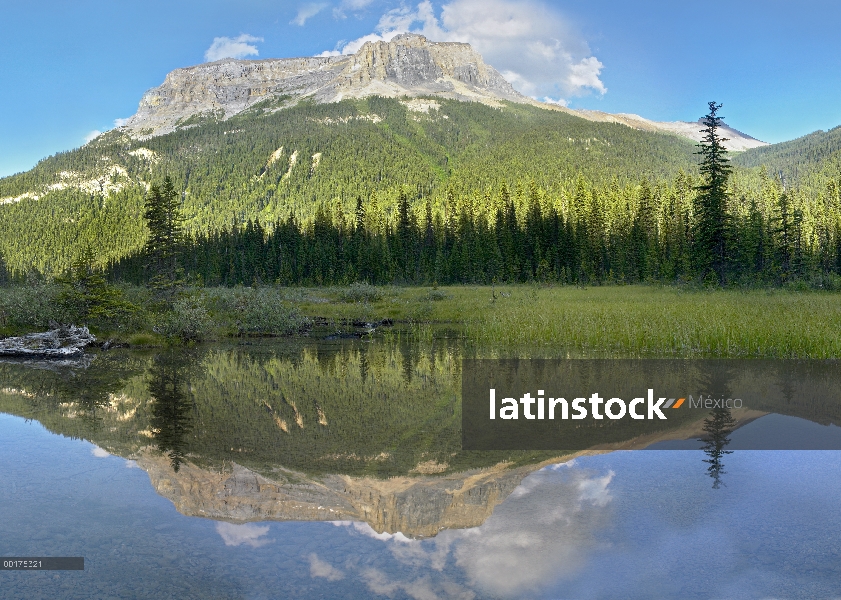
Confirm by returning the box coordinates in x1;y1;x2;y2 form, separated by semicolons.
118;34;766;150
121;34;527;137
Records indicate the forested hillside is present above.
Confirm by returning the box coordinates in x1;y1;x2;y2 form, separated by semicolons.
734;125;841;181
3;95;841;286
0;97;700;275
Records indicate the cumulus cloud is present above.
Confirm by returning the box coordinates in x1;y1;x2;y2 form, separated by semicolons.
353;465;613;598
322;0;606;100
292;2;330;26
361;569;474;600
84;130;102;144
204;34;263;62
90;445;109;457
215;522;272;547
113;117;130;128
308;553;345;581
452;468;613;597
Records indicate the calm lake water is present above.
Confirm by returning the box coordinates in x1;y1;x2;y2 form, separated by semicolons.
2;336;841;599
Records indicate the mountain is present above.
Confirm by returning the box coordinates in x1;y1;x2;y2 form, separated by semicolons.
121;33;765;152
575;111;767;151
0;98;701;275
124;33;527;138
0;33;775;276
733;124;841;181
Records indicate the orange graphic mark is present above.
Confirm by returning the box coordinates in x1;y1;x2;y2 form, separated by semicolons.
672;398;685;409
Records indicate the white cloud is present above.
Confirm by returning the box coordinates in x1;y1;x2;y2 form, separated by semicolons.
330;520;413;542
292;2;329;26
542;97;568;107
354;466;612;598
125;459;139;468
113;117;130;128
317;30;404;56
568;56;607;95
324;0;606;99
90;445;109;457
215;522;272;547
308;553;345;581
334;0;376;18
84;130;102;144
452;468;613;597
342;0;375;9
361;569;466;600
204;34;263;62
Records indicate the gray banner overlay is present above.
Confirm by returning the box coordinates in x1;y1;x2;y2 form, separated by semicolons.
1;557;85;570
462;360;841;450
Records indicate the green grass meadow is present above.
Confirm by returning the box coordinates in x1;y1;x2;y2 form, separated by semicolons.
287;284;841;358
3;283;840;358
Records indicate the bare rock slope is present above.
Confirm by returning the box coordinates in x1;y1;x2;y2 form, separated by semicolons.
121;32;766;151
123;33;526;137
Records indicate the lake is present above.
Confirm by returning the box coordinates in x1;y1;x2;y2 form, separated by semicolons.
2;335;841;599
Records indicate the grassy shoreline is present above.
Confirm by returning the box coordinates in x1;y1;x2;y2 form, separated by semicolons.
2;283;841;358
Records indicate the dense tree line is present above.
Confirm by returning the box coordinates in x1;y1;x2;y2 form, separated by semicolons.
0;97;700;275
3;97;841;285
108;169;841;287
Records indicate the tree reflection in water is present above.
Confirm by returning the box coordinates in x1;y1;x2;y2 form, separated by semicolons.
701;407;736;488
148;352;195;472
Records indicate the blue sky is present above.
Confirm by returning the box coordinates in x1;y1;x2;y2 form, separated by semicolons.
2;0;840;177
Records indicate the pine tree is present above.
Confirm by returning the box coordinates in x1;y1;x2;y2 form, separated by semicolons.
144;175;185;296
693;102;732;284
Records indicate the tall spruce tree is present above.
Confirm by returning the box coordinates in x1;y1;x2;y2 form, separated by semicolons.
694;102;732;283
144;175;185;296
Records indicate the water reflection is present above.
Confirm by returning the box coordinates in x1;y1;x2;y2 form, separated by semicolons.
148;352;196;472
6;412;841;599
3;342;841;540
701;407;736;488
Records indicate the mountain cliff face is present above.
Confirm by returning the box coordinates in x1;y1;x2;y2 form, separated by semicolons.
138;451;543;538
124;33;527;137
122;32;766;151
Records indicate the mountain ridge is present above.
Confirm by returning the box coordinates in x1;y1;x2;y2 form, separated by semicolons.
123;33;527;138
119;33;765;151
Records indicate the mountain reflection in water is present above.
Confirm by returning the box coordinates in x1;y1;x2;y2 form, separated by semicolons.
2;338;841;539
4;412;841;599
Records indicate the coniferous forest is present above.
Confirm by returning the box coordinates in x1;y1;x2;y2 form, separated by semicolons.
2;97;841;287
106;168;841;287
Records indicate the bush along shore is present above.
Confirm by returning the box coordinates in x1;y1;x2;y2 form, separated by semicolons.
3;280;841;358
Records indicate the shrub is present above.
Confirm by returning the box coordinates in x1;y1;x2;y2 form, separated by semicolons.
426;289;451;302
154;297;214;343
0;283;61;329
201;287;310;336
230;288;309;335
339;282;383;303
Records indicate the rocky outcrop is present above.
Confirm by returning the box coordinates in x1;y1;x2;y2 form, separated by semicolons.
0;325;95;358
122;34;528;138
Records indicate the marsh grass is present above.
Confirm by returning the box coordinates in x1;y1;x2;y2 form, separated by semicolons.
3;282;841;357
268;284;841;358
462;286;841;358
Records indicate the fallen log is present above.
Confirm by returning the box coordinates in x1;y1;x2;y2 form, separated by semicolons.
0;325;96;358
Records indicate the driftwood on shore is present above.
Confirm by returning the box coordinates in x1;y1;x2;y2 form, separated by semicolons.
0;325;96;358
